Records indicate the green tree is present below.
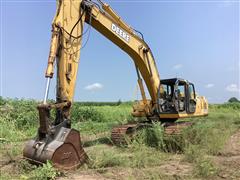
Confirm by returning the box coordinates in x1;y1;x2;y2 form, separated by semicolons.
0;96;6;105
228;97;239;103
117;99;122;106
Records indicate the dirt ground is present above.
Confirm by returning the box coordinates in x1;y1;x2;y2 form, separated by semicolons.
1;130;239;180
58;156;193;180
213;131;240;179
58;130;240;180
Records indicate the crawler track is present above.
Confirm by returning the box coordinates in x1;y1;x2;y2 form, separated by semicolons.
163;122;193;135
111;121;193;145
111;124;139;145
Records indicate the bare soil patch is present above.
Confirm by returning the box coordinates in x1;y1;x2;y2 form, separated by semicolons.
214;130;240;179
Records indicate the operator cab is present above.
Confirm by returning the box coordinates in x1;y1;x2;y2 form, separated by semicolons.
158;78;197;114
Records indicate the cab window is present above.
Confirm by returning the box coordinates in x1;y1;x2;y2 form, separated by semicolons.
177;85;185;99
189;84;195;99
160;84;172;98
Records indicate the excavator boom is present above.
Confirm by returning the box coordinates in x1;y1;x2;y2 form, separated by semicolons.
45;0;161;115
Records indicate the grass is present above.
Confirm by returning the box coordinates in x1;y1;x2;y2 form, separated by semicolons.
0;98;239;179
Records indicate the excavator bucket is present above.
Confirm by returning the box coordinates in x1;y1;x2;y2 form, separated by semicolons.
23;104;88;170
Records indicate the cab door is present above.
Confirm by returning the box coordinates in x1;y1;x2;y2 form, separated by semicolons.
173;81;187;112
187;83;196;113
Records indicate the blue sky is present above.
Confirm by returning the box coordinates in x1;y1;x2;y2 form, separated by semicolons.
0;0;239;103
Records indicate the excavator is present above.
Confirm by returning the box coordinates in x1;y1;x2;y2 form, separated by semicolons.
23;0;208;170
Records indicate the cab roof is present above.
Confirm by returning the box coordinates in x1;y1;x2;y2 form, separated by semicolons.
160;78;191;85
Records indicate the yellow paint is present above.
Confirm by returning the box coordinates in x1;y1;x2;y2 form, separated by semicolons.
44;0;208;119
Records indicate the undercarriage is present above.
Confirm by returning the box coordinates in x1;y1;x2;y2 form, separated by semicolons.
111;120;193;146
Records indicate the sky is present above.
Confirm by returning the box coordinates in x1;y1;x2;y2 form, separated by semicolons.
0;0;239;103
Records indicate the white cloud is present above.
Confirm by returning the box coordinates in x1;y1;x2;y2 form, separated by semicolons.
172;64;183;70
85;83;103;91
205;83;215;88
225;84;240;92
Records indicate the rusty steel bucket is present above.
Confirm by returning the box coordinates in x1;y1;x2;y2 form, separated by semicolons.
23;127;88;170
23;104;88;170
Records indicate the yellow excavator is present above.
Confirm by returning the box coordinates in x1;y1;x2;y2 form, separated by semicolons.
23;0;208;170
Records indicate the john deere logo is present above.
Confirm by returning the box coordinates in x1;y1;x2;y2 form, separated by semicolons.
111;23;130;43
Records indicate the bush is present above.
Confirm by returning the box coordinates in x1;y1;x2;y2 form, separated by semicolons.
131;122;186;152
0;116;27;142
71;106;103;122
194;158;218;178
182;115;236;155
20;161;59;180
0;99;38;129
0;96;6;105
129;123;165;150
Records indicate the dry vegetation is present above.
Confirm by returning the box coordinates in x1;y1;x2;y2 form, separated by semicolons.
0;97;239;179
